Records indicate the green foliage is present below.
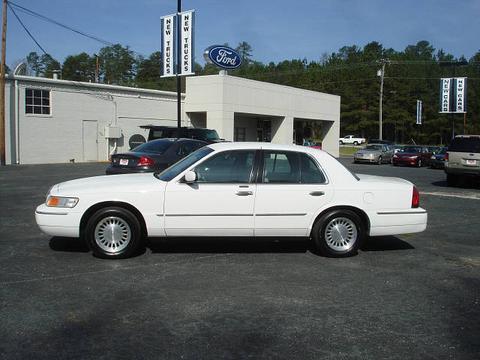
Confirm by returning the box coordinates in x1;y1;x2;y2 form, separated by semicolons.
98;44;136;85
62;52;96;82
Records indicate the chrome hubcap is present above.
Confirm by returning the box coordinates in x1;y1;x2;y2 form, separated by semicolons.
324;217;357;252
94;216;131;253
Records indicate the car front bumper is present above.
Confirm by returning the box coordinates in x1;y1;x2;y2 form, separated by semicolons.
35;204;81;237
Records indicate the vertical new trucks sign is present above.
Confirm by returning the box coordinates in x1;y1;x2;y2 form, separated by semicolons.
439;77;467;113
161;10;195;77
161;15;175;77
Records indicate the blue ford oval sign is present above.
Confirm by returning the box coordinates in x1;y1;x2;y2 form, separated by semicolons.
204;45;242;69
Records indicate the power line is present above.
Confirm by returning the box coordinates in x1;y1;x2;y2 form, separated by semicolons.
8;0;114;47
7;2;48;55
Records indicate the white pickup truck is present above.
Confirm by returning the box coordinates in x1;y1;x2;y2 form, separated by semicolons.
339;135;366;145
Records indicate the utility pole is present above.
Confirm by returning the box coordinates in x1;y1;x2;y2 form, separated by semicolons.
176;0;181;129
377;59;386;141
0;0;7;166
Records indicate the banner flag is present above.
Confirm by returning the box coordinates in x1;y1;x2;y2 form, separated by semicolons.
161;14;176;77
454;77;467;113
179;10;195;76
439;78;452;113
416;100;422;125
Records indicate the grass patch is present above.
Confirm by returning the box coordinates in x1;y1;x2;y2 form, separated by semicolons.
339;146;360;156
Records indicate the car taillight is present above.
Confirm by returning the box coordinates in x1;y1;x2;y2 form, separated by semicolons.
138;156;154;167
412;186;420;208
445;152;449;162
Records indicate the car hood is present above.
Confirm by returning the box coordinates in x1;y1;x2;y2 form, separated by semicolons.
54;173;166;196
356;149;381;155
396;152;420;157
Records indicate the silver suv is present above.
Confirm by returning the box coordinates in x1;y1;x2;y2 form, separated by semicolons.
445;135;480;186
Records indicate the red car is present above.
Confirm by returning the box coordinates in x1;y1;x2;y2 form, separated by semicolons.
392;146;432;167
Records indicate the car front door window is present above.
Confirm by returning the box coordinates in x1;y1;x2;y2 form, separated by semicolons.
195;150;255;183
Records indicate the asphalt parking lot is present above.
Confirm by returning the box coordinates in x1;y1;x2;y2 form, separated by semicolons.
1;159;479;359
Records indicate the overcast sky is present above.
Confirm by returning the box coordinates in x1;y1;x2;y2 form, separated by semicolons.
6;0;480;68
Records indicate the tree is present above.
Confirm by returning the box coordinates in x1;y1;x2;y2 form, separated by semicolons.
62;53;96;82
25;52;60;77
236;41;253;65
98;44;136;85
136;51;162;89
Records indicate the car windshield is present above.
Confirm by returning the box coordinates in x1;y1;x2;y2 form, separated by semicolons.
403;146;422;153
132;139;175;154
365;145;382;150
197;129;220;141
155;146;214;181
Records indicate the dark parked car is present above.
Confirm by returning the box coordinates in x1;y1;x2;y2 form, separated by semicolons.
392;146;432;167
140;125;222;143
445;135;480;186
430;147;447;169
106;138;207;175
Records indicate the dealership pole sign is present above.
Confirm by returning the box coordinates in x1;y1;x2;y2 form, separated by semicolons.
439;77;467;113
204;45;242;70
161;10;195;77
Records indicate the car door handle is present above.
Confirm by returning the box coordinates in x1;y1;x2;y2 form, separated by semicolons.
309;191;325;196
236;191;253;196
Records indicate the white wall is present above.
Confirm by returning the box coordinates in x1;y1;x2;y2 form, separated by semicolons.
5;76;184;164
185;74;340;156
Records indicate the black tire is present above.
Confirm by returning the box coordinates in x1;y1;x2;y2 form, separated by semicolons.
85;206;143;259
311;209;365;257
339;141;344;145
353;141;358;145
377;156;382;165
417;159;422;167
446;174;457;187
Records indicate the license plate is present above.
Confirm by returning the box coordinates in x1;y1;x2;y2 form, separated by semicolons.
466;159;477;166
119;159;129;166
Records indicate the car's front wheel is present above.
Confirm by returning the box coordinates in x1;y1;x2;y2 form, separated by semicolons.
312;209;364;257
377;156;382;165
85;207;143;259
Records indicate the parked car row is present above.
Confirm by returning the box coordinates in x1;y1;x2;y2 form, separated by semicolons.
353;143;447;168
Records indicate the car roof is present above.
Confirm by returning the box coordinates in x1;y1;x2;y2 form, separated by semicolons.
207;142;326;155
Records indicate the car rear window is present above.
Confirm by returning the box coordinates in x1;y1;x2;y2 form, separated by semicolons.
132;139;175;154
449;137;480;153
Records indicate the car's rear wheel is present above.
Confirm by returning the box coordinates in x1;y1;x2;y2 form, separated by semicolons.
353;141;358;145
417;159;422;167
339;141;344;145
377;156;382;165
85;207;143;259
312;209;364;257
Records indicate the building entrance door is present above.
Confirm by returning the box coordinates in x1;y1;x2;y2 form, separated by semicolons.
82;120;98;161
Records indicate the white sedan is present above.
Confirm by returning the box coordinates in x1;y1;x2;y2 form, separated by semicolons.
35;143;427;259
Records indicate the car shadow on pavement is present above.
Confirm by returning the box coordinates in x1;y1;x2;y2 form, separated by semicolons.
49;237;89;253
432;179;480;189
148;237;310;254
362;236;414;252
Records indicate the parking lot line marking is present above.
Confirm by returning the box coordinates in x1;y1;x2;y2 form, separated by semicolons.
421;191;480;200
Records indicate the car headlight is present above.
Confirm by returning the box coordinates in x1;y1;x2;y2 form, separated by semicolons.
46;196;79;208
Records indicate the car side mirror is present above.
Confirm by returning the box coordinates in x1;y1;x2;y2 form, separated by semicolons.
184;170;197;183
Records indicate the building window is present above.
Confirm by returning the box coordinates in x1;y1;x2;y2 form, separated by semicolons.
25;89;51;115
234;127;246;142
